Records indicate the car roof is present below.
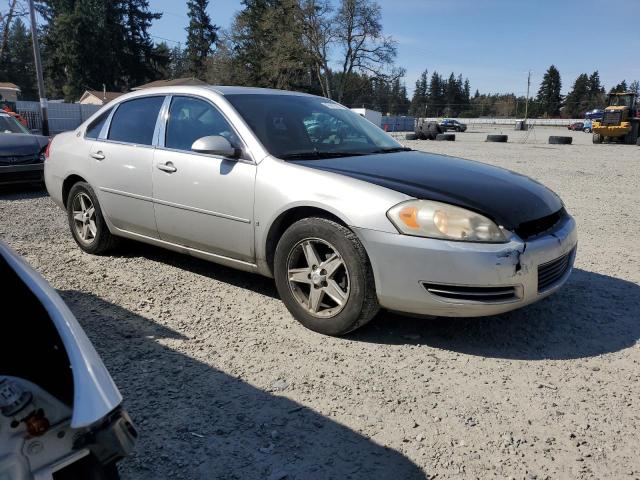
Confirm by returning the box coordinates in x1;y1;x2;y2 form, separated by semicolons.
205;85;313;97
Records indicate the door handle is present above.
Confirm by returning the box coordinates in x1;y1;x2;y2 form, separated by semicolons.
90;151;105;160
157;162;177;173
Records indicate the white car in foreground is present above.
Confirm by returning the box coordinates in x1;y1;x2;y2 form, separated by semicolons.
0;241;136;480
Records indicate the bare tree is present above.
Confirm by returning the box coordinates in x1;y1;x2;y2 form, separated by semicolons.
333;0;396;103
301;0;334;98
0;0;27;60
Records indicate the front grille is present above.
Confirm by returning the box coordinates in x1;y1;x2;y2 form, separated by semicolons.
515;209;565;240
422;283;518;302
602;110;622;126
537;248;574;293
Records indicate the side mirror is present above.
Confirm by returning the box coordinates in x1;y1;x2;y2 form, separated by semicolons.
191;135;241;159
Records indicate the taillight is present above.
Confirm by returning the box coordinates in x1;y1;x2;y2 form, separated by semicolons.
44;138;52;160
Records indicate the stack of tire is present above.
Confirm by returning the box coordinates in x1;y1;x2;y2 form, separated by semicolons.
406;119;449;141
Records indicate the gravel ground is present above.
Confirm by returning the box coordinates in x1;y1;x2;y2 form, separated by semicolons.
1;125;639;479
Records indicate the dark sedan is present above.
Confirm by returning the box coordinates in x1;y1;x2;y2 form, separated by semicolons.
439;118;467;132
0;112;49;185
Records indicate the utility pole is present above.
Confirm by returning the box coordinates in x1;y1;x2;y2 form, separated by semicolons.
28;0;49;136
524;70;531;126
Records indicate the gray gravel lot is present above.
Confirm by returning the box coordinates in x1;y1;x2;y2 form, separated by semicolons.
1;125;639;479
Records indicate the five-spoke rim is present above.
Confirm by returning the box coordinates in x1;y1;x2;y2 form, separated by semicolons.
72;192;97;244
286;238;350;318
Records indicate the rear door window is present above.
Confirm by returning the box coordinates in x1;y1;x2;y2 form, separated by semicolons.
108;96;164;145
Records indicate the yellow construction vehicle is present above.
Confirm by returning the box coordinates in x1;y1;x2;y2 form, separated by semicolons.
592;92;639;144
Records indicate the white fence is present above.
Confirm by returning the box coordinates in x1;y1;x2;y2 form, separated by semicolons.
16;101;101;134
419;117;582;127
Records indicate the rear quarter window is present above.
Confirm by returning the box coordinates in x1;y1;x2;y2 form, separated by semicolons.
85;109;112;139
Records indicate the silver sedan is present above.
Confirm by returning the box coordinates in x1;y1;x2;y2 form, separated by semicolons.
44;86;577;335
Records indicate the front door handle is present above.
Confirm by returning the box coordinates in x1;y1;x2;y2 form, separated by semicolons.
157;162;177;173
90;151;105;160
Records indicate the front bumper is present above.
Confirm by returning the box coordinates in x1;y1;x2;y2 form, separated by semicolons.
0;163;44;185
355;215;577;317
592;122;631;137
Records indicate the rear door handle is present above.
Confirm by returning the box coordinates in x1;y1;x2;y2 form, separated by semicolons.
90;152;105;160
157;162;177;173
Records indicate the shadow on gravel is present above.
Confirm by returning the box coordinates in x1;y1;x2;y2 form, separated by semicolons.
114;242;279;300
0;184;47;200
351;269;640;360
59;290;426;480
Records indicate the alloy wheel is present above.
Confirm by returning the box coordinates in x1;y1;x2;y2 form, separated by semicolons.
72;192;97;243
286;238;350;318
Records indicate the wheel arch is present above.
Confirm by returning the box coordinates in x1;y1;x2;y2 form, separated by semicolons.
263;206;350;276
62;174;88;208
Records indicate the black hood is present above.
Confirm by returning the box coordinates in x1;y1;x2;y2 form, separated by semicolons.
0;133;48;166
291;150;563;230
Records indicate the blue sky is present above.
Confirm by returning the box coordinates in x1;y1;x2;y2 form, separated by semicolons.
149;0;640;95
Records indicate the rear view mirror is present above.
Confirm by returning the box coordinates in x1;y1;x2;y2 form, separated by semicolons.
191;135;241;159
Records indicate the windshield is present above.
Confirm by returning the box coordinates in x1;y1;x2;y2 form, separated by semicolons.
225;94;403;159
0;114;30;134
608;95;633;108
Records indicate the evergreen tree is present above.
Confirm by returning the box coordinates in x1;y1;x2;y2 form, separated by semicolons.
564;73;589;118
536;65;562;117
119;0;162;87
185;0;218;79
0;18;37;100
409;69;427;116
38;0;161;100
169;45;188;78
629;80;640;97
610;80;628;93
428;71;443;116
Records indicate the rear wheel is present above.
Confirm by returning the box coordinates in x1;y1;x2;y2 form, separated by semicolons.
67;182;118;254
274;217;379;335
592;133;603;144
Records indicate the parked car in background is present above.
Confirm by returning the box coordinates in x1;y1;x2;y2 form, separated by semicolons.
585;109;604;121
439;118;467;132
45;86;577;336
0;112;49;186
583;119;592;133
0;240;137;480
567;122;584;131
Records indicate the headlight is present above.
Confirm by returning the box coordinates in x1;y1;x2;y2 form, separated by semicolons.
387;200;507;243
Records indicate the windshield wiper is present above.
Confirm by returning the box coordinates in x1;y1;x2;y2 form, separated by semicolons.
279;151;368;160
369;147;413;154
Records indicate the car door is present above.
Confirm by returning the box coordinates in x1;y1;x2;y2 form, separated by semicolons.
152;95;256;263
88;96;165;239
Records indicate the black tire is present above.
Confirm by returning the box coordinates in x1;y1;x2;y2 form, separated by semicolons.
274;217;379;335
405;133;418;140
67;181;118;254
592;133;603;144
637;137;640;146
435;133;455;141
486;134;508;143
548;136;572;145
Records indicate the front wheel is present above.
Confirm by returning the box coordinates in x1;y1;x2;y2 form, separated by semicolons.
274;217;379;335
